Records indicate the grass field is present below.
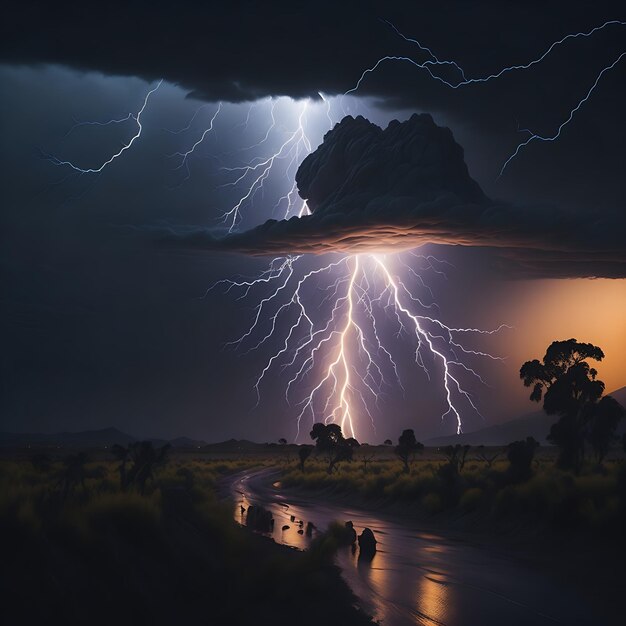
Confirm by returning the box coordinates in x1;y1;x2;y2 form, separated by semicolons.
0;453;372;626
279;446;626;536
2;441;625;625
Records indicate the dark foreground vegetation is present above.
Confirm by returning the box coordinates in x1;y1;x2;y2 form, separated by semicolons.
282;446;626;538
2;339;624;625
285;340;626;539
0;452;372;626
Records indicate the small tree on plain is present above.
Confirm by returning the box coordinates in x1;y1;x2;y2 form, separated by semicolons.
394;429;424;473
298;444;314;471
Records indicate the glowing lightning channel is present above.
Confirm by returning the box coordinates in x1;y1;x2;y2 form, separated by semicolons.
215;246;507;441
52;81;510;442
45;80;163;173
204;96;508;441
219;99;314;232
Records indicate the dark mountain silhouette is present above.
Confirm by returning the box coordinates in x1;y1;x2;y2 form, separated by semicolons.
3;387;623;449
200;438;267;453
169;436;210;448
426;386;626;447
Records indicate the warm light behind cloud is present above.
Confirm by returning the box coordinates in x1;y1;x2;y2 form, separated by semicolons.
506;279;626;395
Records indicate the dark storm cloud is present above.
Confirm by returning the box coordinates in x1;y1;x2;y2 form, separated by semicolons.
163;114;626;278
3;1;624;206
1;1;623;107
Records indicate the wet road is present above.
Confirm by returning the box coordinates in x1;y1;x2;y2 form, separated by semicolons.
228;468;604;626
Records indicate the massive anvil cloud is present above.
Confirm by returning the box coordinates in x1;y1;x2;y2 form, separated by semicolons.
166;114;625;278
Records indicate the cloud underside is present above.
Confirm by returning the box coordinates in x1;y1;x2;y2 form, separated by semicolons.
162;205;626;279
162;113;625;279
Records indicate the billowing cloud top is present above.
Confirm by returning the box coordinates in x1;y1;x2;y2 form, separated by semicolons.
164;114;625;278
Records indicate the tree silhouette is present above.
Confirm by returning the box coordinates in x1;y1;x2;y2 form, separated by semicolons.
394;429;424;473
475;445;501;469
359;446;376;473
506;437;538;483
111;443;131;490
587;396;625;465
520;339;624;473
57;452;88;500
127;441;170;495
298;444;314;471
110;441;170;494
440;444;471;474
310;423;359;473
383;439;392;446
278;438;287;445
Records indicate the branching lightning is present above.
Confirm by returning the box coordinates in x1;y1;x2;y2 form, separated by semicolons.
499;51;626;176
45;80;163;173
56;17;624;439
346;19;626;174
169;102;223;183
44;79;510;440
218;99;317;231
214;249;509;440
196;90;511;440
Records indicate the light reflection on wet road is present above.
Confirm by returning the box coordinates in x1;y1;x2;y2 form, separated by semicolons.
229;468;601;626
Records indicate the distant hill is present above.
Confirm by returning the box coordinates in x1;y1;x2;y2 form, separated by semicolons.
0;428;207;449
169;436;209;448
200;438;268;453
426;385;626;447
3;386;624;450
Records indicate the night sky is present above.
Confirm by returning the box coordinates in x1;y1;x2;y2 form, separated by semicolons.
1;1;625;443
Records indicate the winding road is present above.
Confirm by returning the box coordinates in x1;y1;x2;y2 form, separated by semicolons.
227;468;604;626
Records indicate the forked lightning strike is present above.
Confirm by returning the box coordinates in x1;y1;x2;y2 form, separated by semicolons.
219;99;317;231
45;80;163;173
215;251;508;440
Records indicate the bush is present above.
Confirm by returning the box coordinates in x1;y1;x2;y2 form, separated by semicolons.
459;487;483;511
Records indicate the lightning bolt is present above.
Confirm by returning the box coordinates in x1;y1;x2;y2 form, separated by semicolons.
499;51;626;176
45;80;162;173
153;95;509;441
346;19;626;174
169;102;223;183
43;49;525;442
219;98;318;231
215;248;507;441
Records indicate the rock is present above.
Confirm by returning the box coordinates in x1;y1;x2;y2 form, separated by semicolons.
345;521;357;545
297;529;304;535
358;527;377;559
305;521;315;537
290;515;295;522
245;505;274;533
282;525;290;531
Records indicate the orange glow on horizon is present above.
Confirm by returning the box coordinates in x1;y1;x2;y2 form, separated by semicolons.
507;278;626;395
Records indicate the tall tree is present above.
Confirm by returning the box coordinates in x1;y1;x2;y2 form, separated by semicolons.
520;339;624;473
310;423;358;473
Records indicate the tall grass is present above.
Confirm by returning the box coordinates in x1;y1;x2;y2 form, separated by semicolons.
0;454;373;626
282;453;626;534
